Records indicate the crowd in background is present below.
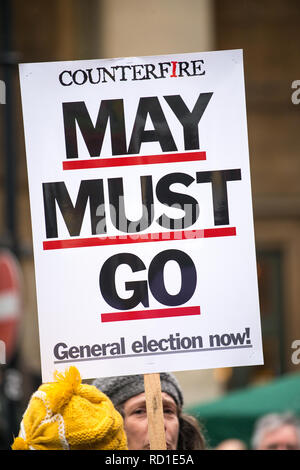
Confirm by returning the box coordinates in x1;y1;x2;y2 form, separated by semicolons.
9;367;300;451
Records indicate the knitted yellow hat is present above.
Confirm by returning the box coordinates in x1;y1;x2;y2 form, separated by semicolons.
11;367;127;450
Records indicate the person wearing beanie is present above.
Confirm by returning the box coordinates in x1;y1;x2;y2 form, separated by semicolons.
11;366;127;450
93;372;206;450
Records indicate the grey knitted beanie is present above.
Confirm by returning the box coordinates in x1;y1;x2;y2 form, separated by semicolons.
93;372;183;408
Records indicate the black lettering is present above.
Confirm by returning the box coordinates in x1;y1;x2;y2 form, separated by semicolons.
148;339;159;352
108;175;154;232
79;345;91;357
209;334;221;347
128;97;177;154
99;253;149;310
158;338;169;351
156;172;199;229
180;337;192;349
69;346;80;358
43;179;105;238
62;100;127;158
191;60;205;76
91;344;102;356
86;68;101;85
196;169;241;225
132;340;143;353
102;67;116;83
132;64;145;81
59;70;73;86
73;69;88;85
114;65;132;81
192;336;203;348
144;64;159;80
158;62;172;78
169;334;177;350
164;92;213;150
54;342;68;360
178;61;191;77
148;249;197;306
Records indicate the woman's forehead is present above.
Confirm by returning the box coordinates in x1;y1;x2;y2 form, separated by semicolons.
124;392;177;409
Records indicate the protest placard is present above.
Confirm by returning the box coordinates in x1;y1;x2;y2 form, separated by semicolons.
19;49;263;383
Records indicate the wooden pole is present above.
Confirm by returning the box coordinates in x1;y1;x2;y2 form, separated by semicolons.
144;373;167;450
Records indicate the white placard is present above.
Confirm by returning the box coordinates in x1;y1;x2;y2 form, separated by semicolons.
19;50;263;382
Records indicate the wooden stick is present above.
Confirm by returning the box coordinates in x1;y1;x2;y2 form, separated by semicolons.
144;373;167;450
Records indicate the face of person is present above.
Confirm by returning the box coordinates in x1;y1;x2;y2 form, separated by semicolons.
257;425;300;450
122;392;180;450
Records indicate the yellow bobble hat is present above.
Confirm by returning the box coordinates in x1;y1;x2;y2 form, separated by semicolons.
11;366;127;450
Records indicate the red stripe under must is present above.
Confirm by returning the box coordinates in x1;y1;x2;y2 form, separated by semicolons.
43;227;236;250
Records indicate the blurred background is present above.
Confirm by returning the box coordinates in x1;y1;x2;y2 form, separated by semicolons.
0;0;300;450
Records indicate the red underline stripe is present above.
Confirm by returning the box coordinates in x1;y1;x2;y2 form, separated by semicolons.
101;306;200;323
62;151;206;170
43;227;236;250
